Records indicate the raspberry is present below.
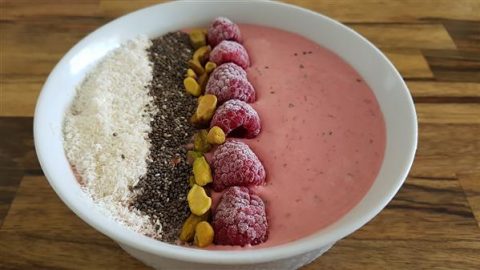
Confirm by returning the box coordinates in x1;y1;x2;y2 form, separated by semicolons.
206;63;255;104
207;17;242;47
209;41;250;69
210;99;261;138
213;186;268;246
212;139;266;191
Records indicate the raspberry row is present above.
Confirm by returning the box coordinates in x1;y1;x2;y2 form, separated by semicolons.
179;17;268;247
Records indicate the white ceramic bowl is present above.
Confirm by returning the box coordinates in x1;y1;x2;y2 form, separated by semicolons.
34;1;417;269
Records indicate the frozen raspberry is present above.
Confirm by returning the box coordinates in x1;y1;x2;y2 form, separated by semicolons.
213;186;268;246
207;17;242;47
206;63;255;104
212;139;266;191
210;99;261;138
209;41;250;69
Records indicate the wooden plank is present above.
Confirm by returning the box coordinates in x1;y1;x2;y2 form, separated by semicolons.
97;0;480;23
407;82;480;98
423;49;480;82
349;24;457;50
350;175;478;242
412;123;480;227
98;1;480;23
0;176;148;269
383;50;433;79
281;0;480;23
443;20;480;52
416;104;480;124
414;123;480;224
1;0;100;20
303;239;480;270
7;0;478;24
0;231;149;269
0;169;23;226
1;18;107;78
415;124;480;164
99;0;168;17
1;52;61;78
1;81;41;117
1;175;85;231
459;174;480;227
0;117;40;171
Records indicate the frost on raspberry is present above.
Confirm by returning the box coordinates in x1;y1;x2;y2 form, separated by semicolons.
212;139;266;191
206;63;255;104
209;40;250;69
207;17;242;47
213;186;268;246
210;99;261;139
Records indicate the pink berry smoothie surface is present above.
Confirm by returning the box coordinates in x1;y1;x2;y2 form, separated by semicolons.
209;24;386;249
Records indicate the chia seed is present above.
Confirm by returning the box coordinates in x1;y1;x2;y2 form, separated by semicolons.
131;32;196;243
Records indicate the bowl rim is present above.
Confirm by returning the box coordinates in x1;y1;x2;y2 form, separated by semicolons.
34;0;418;265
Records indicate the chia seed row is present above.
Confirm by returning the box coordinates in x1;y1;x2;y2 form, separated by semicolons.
131;32;197;243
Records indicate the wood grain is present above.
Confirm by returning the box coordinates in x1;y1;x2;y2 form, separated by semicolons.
0;176;148;269
407;82;480;97
99;0;168;17
443;20;480;52
416;104;480;124
97;0;480;23
1;0;101;20
384;50;434;79
1;81;41;117
281;0;480;23
423;49;480;82
1;17;108;79
0;169;22;225
349;24;457;50
459;174;480;225
1;0;479;269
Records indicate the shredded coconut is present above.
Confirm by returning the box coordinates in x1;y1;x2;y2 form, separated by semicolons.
63;36;160;236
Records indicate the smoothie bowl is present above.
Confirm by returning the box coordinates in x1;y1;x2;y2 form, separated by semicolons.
34;1;417;269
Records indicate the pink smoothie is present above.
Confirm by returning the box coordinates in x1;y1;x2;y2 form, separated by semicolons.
208;24;386;249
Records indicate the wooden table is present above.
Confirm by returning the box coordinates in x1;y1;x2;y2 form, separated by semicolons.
1;1;479;269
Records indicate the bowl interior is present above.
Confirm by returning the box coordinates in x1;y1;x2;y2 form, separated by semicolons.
34;0;417;264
